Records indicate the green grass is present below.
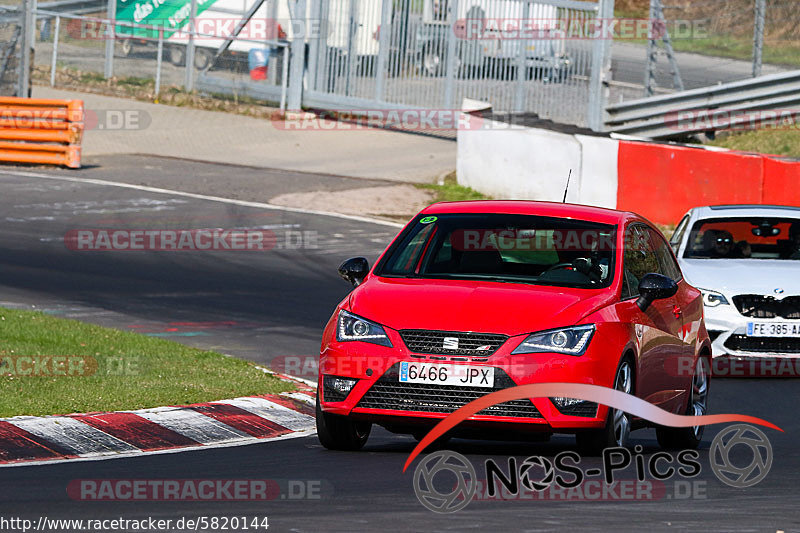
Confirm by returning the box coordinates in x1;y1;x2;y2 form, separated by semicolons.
417;172;489;204
708;129;800;158
0;307;293;418
669;35;800;68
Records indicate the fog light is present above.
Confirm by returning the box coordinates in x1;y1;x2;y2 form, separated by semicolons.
551;397;583;408
323;375;358;402
332;377;357;394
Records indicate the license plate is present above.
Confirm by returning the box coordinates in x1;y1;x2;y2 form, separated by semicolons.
399;362;495;388
747;322;800;337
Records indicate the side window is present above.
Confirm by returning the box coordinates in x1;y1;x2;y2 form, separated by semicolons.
670;215;690;250
648;228;682;282
385;223;435;274
622;225;660;298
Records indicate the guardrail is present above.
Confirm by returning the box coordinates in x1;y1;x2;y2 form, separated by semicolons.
604;69;800;139
0;96;83;168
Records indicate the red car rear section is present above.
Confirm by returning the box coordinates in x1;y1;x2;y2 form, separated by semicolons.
317;200;711;450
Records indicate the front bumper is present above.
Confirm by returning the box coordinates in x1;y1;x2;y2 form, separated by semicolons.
705;304;800;358
318;327;621;433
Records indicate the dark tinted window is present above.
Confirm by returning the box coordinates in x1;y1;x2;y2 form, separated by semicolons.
684;217;800;260
377;213;617;289
622;224;659;298
648;228;682;281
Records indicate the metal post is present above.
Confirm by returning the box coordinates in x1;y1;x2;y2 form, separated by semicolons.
656;0;683;91
184;0;197;90
443;0;459;109
373;0;392;101
643;0;657;97
306;0;322;91
587;0;614;130
18;0;34;97
155;27;163;98
752;0;765;77
513;0;531;113
287;0;306;110
50;14;60;87
280;43;289;111
104;0;115;78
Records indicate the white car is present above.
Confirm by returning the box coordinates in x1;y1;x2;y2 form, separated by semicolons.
670;205;800;360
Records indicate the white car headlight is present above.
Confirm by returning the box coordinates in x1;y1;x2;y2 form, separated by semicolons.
512;325;595;356
699;288;729;307
336;310;392;347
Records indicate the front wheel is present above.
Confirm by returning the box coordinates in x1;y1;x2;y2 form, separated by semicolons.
576;357;633;455
316;392;371;451
656;357;709;450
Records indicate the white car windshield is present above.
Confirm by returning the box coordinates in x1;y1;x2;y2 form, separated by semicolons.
683;217;800;260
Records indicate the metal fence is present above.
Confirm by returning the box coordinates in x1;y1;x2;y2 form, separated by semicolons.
22;0;614;129
31;3;291;108
1;5;25;96
304;0;608;127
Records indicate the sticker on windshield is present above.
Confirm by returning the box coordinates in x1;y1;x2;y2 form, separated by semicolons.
420;216;438;224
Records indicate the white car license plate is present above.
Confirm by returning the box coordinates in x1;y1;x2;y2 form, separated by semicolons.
747;322;800;337
399;362;495;388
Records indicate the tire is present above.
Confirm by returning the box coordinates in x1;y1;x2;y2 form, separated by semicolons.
576;357;634;456
168;45;186;66
656;357;709;450
194;48;213;70
316;392;371;451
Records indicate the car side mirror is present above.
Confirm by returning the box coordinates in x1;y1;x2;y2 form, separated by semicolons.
338;257;370;287
636;273;678;311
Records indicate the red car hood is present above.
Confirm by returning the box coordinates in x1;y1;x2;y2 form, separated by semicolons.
348;276;614;336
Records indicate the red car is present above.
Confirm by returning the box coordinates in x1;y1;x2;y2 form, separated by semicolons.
316;201;711;454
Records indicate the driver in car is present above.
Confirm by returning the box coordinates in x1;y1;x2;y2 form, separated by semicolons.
784;222;800;259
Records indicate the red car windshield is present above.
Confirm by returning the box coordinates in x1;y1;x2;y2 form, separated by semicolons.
683;217;800;260
377;214;617;288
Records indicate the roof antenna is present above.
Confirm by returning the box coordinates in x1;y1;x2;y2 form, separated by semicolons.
562;169;572;203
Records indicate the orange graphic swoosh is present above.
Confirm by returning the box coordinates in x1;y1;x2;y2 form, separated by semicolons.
402;383;782;472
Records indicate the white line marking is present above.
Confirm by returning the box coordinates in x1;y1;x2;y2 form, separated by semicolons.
0;429;316;469
8;417;139;455
214;397;315;432
130;406;250;444
0;169;404;228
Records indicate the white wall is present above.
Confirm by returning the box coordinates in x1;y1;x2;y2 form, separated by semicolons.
457;115;620;208
575;134;619;209
457;118;582;202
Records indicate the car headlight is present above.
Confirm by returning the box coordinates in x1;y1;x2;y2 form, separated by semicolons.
699;288;729;307
511;325;595;356
336;310;392;347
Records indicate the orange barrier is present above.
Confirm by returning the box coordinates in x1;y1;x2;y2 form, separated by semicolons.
617;141;800;225
0;97;84;168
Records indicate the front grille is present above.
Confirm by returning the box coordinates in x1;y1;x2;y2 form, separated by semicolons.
724;334;800;354
357;364;542;418
399;330;508;360
733;295;800;319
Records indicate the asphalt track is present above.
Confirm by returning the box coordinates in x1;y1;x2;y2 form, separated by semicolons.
0;159;799;532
